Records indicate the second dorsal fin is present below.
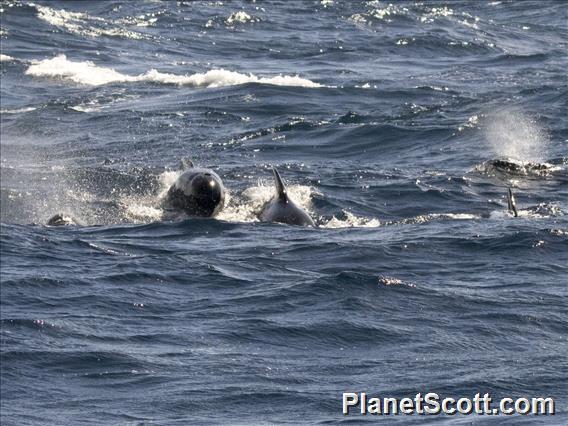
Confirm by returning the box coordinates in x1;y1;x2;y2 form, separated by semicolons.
272;167;287;200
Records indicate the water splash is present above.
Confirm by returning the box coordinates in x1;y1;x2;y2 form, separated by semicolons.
484;109;549;162
321;211;381;228
122;170;178;223
225;11;258;26
217;183;316;223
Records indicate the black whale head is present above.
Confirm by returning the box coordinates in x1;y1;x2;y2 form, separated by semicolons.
166;168;225;217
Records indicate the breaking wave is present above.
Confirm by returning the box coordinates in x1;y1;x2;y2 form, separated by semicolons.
34;4;152;40
25;55;323;88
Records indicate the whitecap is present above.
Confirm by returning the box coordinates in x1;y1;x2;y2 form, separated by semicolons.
25;55;323;88
34;4;146;40
26;55;136;85
225;11;258;25
378;276;416;288
69;94;139;113
420;6;454;23
0;106;37;114
322;211;381;228
69;104;100;113
393;213;480;225
440;213;479;220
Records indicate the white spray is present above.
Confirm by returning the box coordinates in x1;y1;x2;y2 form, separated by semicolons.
484;109;549;162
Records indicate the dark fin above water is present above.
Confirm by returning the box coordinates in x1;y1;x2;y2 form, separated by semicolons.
272;167;288;200
507;187;518;217
179;158;195;170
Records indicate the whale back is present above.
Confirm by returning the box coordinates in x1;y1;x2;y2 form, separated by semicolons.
259;167;316;226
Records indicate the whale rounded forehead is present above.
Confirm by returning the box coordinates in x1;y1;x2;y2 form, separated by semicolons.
175;168;223;188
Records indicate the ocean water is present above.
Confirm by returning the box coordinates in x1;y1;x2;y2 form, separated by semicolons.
1;0;567;423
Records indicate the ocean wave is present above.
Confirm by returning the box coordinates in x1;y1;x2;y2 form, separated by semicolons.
25;55;322;88
349;3;456;25
321;211;380;228
69;94;139;113
0;53;14;62
69;103;102;113
391;213;481;226
34;4;148;40
349;2;404;24
349;1;486;39
378;275;416;288
0;106;37;114
419;5;455;24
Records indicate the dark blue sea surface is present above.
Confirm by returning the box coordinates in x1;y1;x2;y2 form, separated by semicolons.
1;0;567;424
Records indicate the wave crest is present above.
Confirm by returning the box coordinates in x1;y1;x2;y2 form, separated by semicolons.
25;55;322;88
34;4;149;40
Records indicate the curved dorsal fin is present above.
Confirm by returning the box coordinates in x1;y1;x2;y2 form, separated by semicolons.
507;187;518;217
272;167;287;200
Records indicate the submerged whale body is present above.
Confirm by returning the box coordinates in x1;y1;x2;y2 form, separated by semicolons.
164;163;225;217
487;158;553;176
259;167;316;227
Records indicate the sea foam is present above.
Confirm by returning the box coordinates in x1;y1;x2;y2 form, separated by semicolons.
25;55;322;88
225;11;258;25
34;4;146;40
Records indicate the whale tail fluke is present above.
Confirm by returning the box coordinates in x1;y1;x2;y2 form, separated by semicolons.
507;187;518;217
272;167;288;200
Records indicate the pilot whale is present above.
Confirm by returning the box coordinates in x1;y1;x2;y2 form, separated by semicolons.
259;167;315;226
487;158;553;176
46;161;225;225
163;162;225;217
